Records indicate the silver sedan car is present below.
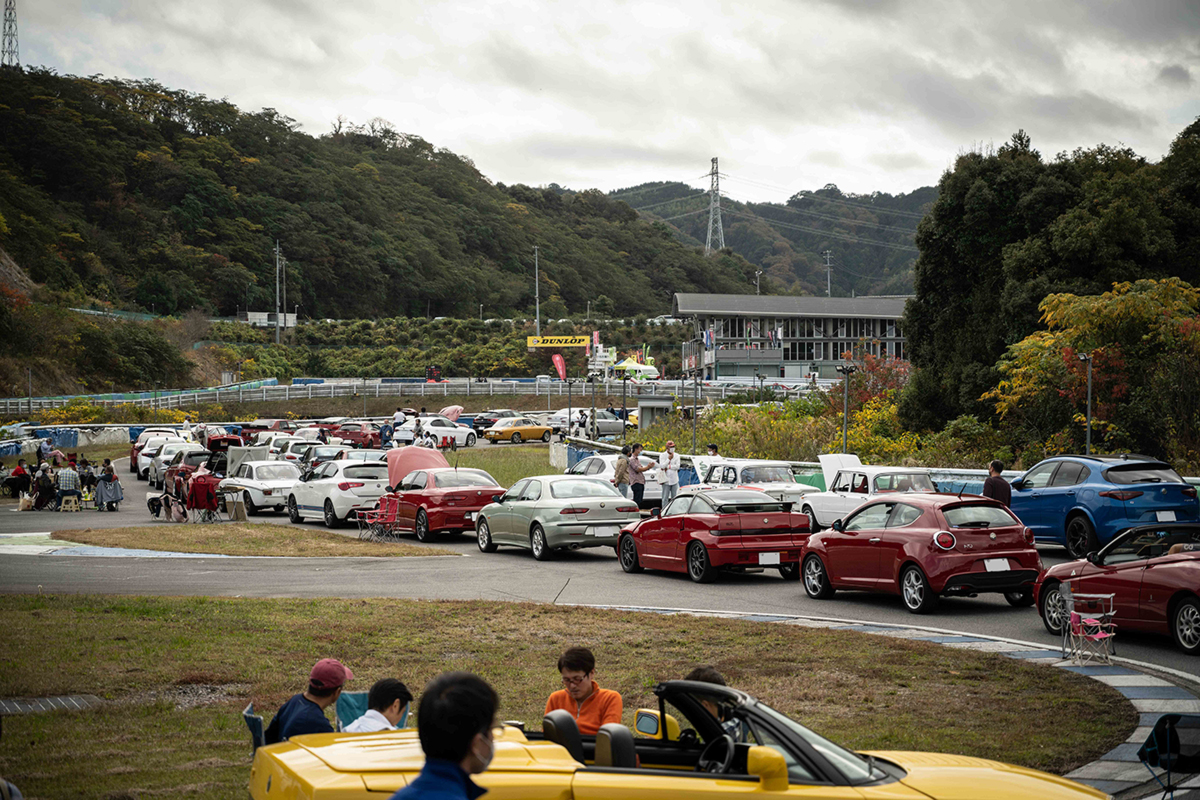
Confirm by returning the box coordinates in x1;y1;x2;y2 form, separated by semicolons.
475;475;641;561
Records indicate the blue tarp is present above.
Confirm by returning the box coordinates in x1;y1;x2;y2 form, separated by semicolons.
292;378;324;385
128;426;146;443
0;441;22;457
32;428;79;448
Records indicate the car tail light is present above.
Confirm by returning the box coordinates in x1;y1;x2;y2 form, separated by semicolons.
933;531;956;550
337;482;365;491
560;507;589;515
1099;490;1143;501
1023;527;1034;545
263;488;274;496
1184;486;1197;498
616;506;638;513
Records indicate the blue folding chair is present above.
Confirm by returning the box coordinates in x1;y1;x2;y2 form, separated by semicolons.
336;691;409;730
243;702;265;751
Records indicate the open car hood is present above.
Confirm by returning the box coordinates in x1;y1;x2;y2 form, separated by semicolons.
818;453;861;492
867;751;1109;800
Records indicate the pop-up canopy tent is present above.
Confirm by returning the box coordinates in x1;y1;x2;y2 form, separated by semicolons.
386;446;450;491
613;358;660;379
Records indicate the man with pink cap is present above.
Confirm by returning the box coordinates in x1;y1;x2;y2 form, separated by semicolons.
264;658;354;744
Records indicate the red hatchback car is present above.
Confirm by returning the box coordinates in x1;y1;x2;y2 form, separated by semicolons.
800;494;1042;613
618;489;811;583
334;422;381;449
1036;523;1200;655
391;467;503;542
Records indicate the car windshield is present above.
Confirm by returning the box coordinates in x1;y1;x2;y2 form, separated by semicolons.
183;452;210;467
311;448;340;457
754;702;880;783
494;419;520;427
1105;464;1184;485
740;466;793;483
943;504;1018;528
433;470;499;488
549;479;621;499
256;464;300;481
343;466;388;480
875;473;935;492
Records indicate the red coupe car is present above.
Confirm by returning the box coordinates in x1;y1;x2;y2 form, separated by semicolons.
800;494;1042;613
392;467;504;542
618;489;811;583
1036;523;1200;654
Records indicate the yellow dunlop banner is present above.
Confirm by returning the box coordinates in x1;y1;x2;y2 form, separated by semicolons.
526;336;590;347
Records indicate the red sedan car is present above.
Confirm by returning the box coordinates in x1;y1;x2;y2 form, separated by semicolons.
618;489;810;583
392;467;503;542
800;494;1042;613
333;421;381;449
1036;523;1200;654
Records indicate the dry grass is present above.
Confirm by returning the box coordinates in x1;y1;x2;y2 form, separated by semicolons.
51;524;457;558
0;595;1135;799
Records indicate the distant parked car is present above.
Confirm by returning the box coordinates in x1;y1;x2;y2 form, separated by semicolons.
800;454;935;531
287;459;390;528
1008;455;1199;558
136;436;185;479
472;409;522;433
548;407;625;436
148;442;194;490
333;421;382;449
565;452;662;508
390;467;504;543
681;459;817;507
220;460;302;515
394;415;476;447
482;416;552;444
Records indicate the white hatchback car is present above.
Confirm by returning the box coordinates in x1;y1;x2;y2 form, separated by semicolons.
286;459;391;528
565;453;662;508
137;436;185;480
220;460;302;515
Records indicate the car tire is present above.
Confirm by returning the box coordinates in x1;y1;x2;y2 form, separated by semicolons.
686;541;716;583
288;495;302;524
1065;515;1098;559
323;500;342;529
802;555;835;599
1039;581;1067;637
129;458;137;474
541;431;551;443
466;433;476;447
802;505;820;533
619;535;643;573
243;490;258;517
1004;588;1035;607
415;509;435;543
476;519;497;553
531;524;551;561
511;432;522;444
1171;596;1200;655
778;562;801;581
900;565;937;614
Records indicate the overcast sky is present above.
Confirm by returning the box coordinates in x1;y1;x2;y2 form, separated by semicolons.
22;0;1200;203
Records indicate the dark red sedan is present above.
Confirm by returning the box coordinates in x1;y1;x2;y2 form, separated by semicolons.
392;467;503;542
1036;523;1200;655
800;494;1042;613
333;421;381;449
618;489;811;583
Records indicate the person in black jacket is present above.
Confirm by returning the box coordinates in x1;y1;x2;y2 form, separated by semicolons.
981;460;1011;507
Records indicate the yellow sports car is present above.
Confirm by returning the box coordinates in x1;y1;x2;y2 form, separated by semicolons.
482;416;553;444
249;680;1110;799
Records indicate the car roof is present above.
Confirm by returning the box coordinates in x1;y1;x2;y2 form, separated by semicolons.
854;492;1006;508
1039;454;1166;465
829;465;931;476
696;489;778;502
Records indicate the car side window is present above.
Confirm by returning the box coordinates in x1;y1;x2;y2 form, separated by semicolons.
662;496;691;517
704;466;720;482
844;503;894;532
887;504;923;527
568;459;590;475
1051;462;1086;487
506;479;529;501
1022;462;1059;489
722;467;738;484
319;463;338;479
521;481;543;502
238;464;250;478
851;473;869;494
586;460;605;475
832;471;851;492
689;495;716;514
408;472;427;491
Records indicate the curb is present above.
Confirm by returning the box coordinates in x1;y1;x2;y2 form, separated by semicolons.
570;602;1199;797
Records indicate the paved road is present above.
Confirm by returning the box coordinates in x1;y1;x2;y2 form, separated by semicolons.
1;458;1196;678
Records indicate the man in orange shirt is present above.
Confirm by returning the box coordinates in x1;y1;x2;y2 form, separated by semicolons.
544;647;622;735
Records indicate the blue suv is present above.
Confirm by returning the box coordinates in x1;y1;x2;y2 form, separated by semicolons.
1009;455;1198;558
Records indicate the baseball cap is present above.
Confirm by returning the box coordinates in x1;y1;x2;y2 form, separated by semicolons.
666;440;675;447
309;658;354;690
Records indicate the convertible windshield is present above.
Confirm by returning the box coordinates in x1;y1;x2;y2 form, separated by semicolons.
434;470;499;488
739;466;793;483
943;504;1018;528
550;479;621;499
257;464;300;481
754;703;880;783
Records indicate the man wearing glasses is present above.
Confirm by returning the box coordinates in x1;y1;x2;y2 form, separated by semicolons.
543;647;623;735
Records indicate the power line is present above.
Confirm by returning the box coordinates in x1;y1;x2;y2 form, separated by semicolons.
655;208;709;222
632;190;708;212
721;208;920;252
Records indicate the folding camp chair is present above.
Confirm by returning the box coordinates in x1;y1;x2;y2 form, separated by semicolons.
243;702;265;752
1060;582;1116;665
1138;714;1200;799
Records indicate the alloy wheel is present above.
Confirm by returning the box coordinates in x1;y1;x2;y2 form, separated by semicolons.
1042;584;1067;635
1175;600;1200;652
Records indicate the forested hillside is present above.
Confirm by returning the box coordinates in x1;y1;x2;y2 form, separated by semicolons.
608;182;934;296
0;68;764;319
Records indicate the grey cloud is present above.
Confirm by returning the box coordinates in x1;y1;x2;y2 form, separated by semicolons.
1158;64;1193;86
866;151;930;170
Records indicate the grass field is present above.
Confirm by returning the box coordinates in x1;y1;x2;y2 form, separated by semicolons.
442;443;556;486
0;595;1134;799
51;524;457;558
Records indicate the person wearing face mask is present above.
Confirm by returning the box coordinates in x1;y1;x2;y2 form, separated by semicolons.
390;671;499;800
658;441;680;506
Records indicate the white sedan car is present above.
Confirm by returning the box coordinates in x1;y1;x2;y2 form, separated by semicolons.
137;436;185;480
149;441;196;490
286;459;390;528
800;454;936;531
548;408;627;436
680;459;818;506
565;452;662;507
394;416;477;447
220;460;302;515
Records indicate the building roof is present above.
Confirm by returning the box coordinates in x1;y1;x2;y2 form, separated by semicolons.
673;293;911;318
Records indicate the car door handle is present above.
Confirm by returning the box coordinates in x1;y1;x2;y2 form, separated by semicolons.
869;538;881;543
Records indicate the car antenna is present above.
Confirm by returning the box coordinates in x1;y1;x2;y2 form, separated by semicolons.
957;484;965;499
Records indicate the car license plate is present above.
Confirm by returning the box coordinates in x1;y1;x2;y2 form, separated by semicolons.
984;558;1010;572
758;552;781;565
590;526;620;537
1158;510;1177;522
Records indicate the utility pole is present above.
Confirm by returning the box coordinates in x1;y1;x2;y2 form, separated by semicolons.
274;240;281;344
1079;352;1093;455
281;255;287;337
2;0;17;68
836;363;857;453
534;245;541;336
704;157;725;255
755;270;763;295
823;250;833;297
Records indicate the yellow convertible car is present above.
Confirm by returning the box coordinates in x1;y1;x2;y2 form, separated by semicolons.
250;680;1109;799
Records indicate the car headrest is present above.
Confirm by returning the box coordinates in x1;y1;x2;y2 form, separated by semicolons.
595;723;636;768
543;709;585;763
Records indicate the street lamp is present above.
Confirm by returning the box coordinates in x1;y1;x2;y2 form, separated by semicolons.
1078;352;1093;455
621;371;630;444
755;270;763;295
835;363;858;453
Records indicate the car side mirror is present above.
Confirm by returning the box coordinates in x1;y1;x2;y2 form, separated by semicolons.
650;508;660;517
746;746;789;792
633;709;680;741
831;519;843;532
1010;479;1025;490
1086;551;1100;564
493;493;504;503
386;485;395;493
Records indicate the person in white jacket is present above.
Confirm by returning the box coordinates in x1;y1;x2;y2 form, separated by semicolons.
658;441;680;505
344;678;413;733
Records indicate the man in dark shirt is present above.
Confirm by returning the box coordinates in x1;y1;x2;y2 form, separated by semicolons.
981;460;1012;507
264;658;354;744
